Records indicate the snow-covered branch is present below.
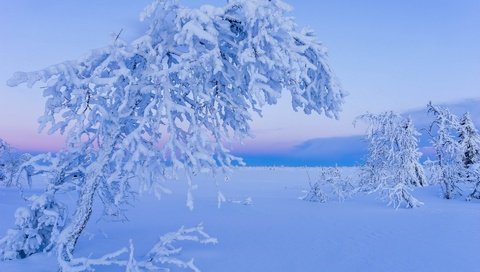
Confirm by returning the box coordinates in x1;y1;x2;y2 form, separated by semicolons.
58;224;217;272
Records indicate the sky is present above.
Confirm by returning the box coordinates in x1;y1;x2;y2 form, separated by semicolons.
0;0;479;165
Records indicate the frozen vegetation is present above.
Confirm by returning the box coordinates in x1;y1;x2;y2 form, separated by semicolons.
1;0;479;271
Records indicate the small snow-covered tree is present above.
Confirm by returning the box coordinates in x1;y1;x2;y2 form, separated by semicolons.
0;139;8;183
426;102;463;199
457;112;480;199
0;138;33;188
356;111;425;208
2;0;345;270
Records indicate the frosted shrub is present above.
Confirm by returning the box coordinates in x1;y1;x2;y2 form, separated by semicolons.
301;178;327;203
301;167;354;203
0;192;66;260
327;168;356;201
3;0;344;270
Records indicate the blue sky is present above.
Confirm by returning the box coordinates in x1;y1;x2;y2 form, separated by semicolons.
0;0;479;165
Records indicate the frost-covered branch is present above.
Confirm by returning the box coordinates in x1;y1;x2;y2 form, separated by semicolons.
58;224;217;272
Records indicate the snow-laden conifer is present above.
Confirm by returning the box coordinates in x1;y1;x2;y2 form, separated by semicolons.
2;0;345;270
357;112;425;208
458;113;480;167
458;113;480;199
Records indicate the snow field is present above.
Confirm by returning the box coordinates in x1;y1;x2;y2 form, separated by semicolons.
1;167;479;271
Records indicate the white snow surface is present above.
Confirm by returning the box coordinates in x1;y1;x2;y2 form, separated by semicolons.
0;167;479;272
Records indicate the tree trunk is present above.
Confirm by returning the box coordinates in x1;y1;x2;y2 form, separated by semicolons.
56;134;119;270
57;174;99;268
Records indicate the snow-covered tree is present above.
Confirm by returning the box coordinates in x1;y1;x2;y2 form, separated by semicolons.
0;138;33;188
356;111;425;208
458;113;480;168
426;102;463;199
2;0;345;270
395;118;427;187
0;139;8;183
457;112;480;199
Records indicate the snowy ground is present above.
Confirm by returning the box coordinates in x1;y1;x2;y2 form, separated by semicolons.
1;167;479;271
